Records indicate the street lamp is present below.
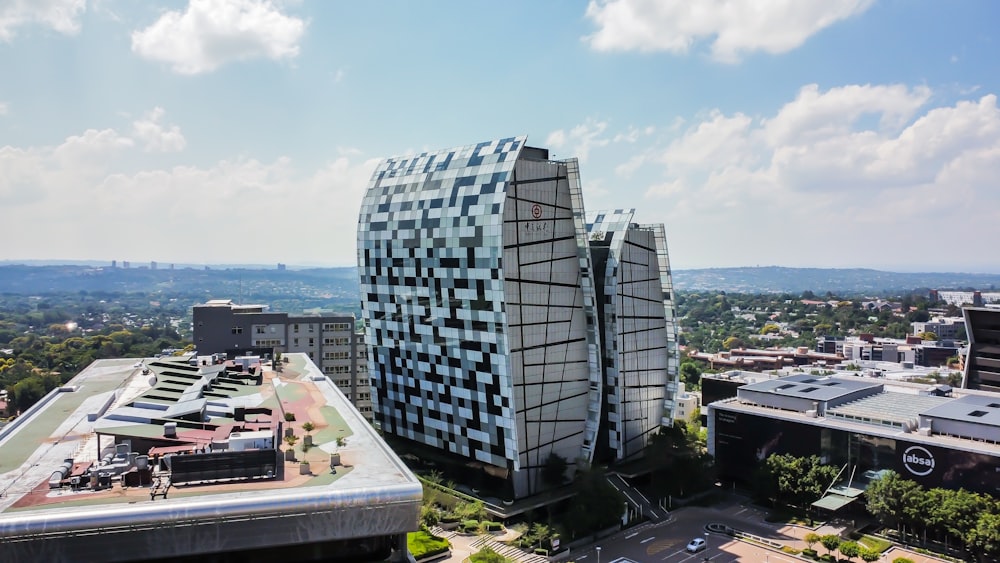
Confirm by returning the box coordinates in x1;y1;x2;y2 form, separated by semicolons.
704;532;710;562
596;545;601;563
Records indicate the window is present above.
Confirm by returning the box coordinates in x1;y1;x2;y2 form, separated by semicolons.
293;324;299;332
231;327;243;334
309;338;315;346
255;325;266;334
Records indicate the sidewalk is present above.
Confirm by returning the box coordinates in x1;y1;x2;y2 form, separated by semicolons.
428;526;546;563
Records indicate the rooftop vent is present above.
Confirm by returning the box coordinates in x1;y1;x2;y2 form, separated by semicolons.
969;410;989;417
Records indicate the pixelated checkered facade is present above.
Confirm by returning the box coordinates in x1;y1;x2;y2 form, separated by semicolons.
358;137;675;497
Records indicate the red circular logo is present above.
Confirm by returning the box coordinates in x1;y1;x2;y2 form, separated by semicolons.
531;204;542;219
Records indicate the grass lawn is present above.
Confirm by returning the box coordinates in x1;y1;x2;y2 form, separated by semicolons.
858;534;892;552
407;529;450;560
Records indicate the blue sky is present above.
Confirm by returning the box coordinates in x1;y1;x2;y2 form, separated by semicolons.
2;0;999;272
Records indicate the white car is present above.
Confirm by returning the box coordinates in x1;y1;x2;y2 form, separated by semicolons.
686;537;707;553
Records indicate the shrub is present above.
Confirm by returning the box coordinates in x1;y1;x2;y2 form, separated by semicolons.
440;513;460;523
484;521;503;532
819;555;836;563
781;545;800;554
892;559;915;563
470;546;510;563
802;548;818;559
407;530;450;560
460;519;480;533
284;412;296;422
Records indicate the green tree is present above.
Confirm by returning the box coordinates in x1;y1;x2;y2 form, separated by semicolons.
803;532;820;551
918;331;939;341
866;471;920;535
859;547;880;563
679;362;701;387
838;540;859;561
562;468;626;537
722;336;744;350
470;545;510;563
820;534;841;556
967;511;1000;562
541;452;568;488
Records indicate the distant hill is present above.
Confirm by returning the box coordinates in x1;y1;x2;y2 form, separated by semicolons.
672;267;1000;294
0;264;998;298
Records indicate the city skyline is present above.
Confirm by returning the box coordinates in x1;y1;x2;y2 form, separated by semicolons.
2;1;999;272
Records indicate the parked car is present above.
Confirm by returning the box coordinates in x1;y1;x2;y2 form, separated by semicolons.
686;537;707;553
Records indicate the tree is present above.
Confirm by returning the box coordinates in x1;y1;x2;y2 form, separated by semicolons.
838;540;859;561
541;452;568;488
967;511;1000;562
866;471;921;535
470;546;510;563
859;547;880;563
918;331;939;341
820;534;841;556
301;421;315;435
803;532;820;551
562;468;626;537
722;336;744;350
679;362;701;386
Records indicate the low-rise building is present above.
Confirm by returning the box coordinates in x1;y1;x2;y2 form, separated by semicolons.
192;300;372;420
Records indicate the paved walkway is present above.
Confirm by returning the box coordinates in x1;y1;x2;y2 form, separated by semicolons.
429;526;546;563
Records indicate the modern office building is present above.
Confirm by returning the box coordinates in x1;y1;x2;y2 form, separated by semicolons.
0;354;420;562
707;373;1000;503
192;300;372;419
357;136;677;499
587;209;678;460
963;307;1000;392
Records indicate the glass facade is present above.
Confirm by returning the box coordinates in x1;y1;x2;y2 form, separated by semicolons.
587;210;677;461
358;137;678;497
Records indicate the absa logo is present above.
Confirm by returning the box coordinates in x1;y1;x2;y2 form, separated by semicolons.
902;445;935;476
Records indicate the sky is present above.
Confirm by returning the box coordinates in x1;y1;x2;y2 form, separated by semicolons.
1;0;999;272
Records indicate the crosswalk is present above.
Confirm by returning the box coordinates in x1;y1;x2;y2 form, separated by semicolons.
429;526;548;563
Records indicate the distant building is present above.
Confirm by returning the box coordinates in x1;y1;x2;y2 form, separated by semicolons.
673;382;700;423
357;137;678;499
192;300;372;419
912;316;965;340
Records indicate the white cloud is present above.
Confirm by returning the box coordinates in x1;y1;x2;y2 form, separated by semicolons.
132;107;186;152
584;0;874;62
0;0;86;41
0;116;376;265
621;84;1000;270
131;0;306;74
545;119;610;162
0;101;7;115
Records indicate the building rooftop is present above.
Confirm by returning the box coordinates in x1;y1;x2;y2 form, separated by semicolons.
739;373;882;402
827;392;951;430
921;394;1000;428
0;354;419;562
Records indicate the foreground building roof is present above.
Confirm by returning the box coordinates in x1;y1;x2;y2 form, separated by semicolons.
0;354;419;562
